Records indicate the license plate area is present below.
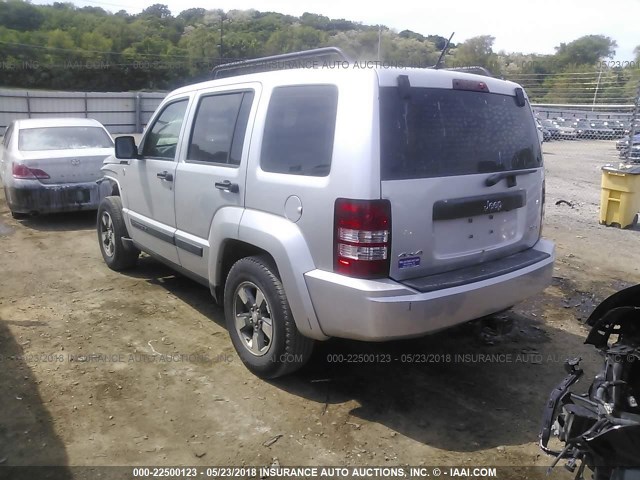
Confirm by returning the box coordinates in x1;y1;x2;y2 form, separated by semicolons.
432;191;526;258
77;189;90;203
433;212;518;257
59;188;91;204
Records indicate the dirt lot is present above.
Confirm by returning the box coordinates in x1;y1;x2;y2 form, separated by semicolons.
0;139;639;479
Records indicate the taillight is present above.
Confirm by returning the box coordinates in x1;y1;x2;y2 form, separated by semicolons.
12;163;50;180
334;198;391;278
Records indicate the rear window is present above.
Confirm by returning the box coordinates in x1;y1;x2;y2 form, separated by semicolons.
19;126;113;151
261;85;338;177
380;87;542;180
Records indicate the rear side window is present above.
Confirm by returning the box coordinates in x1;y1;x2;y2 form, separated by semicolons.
380;87;542;180
261;85;338;176
18;126;113;151
187;91;254;166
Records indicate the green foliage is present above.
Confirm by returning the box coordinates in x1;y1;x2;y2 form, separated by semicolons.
554;35;617;67
0;0;637;102
0;0;44;31
449;35;501;74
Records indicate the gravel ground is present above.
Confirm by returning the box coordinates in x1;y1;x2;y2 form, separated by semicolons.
0;138;638;480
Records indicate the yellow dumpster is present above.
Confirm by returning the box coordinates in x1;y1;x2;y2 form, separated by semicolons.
600;164;640;228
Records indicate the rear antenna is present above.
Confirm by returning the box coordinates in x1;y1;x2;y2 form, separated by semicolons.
434;32;455;69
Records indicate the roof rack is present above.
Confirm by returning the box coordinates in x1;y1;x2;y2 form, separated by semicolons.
443;66;493;77
211;47;354;79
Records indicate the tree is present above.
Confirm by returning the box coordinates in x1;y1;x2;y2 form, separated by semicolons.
0;0;45;31
177;8;205;24
140;4;172;19
450;35;501;74
554;35;617;67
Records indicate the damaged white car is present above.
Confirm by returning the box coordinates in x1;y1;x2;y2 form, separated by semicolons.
0;118;113;218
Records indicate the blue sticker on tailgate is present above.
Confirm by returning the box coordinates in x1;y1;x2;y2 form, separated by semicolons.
398;256;421;269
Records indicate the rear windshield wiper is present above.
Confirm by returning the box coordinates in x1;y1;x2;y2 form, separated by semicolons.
485;169;536;187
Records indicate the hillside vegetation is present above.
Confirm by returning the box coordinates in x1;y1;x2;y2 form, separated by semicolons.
0;0;638;103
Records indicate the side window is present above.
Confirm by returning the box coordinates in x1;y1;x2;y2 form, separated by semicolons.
187;91;254;166
261;85;338;176
141;99;188;160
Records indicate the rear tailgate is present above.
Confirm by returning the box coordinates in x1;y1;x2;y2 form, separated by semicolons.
378;74;544;282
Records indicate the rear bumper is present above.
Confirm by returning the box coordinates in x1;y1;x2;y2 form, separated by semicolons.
305;239;555;341
6;179;110;214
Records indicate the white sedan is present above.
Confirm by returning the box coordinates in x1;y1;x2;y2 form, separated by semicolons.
0;118;114;218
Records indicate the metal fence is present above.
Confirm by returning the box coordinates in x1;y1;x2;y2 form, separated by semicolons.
506;71;640;163
0;89;166;135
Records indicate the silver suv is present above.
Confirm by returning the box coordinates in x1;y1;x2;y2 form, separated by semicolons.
98;50;555;378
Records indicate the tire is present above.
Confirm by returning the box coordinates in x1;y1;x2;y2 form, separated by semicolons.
10;210;28;219
224;255;314;379
97;196;139;271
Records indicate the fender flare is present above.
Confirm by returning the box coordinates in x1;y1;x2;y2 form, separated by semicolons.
215;209;328;341
100;169;126;204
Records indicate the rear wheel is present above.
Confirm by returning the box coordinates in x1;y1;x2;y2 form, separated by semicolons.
97;196;139;271
10;211;28;220
224;255;314;379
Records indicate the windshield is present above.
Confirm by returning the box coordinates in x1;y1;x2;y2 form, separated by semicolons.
380;87;542;180
19;126;113;151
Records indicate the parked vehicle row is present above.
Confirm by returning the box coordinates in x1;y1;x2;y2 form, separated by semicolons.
617;133;640;159
539;119;578;140
536;116;638;143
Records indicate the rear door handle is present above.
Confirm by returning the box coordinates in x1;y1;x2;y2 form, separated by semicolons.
157;171;173;181
215;180;239;193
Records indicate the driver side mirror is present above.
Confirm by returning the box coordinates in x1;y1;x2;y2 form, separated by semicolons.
115;136;140;160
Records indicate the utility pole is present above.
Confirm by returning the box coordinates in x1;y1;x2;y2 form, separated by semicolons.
592;63;603;112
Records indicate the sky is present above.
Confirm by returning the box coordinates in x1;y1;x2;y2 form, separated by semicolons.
32;0;640;61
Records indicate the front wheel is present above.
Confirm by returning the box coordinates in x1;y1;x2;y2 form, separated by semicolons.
224;255;314;379
97;196;139;271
